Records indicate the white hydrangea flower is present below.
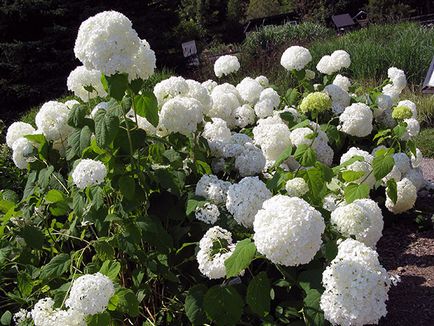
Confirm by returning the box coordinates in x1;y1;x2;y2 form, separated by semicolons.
31;297;86;326
320;239;391;326
333;74;351;92
382;84;401;102
6;122;35;148
316;55;334;75
401;118;420;140
397;100;417;119
35;101;73;142
339;103;373;137
290;127;314;147
235;143;266;177
330;50;351;69
236;77;263;104
159;97;203;136
196;226;236;279
324;84;351;115
186;79;212;114
209;86;241;122
254;88;281;118
12;137;35;169
72;159;107;189
290;127;333;166
323;193;343;212
285;177;309;197
254;195;325;266
125;109;157;136
154;76;189;107
232;104;256;128
195;203;219;224
331;199;383;248
280;46;312;71
404;168;425;191
220;133;252;158
201;79;218;93
202;118;232;156
393;153;411;174
388;67;407;91
226;177;272;228
255;75;269;87
195;174;231;204
65;272;115;315
382;165;402;185
340;147;376;188
127;39;157;81
411;148;423;168
253;116;292;161
13;309;31;325
340;147;373;165
385;177;417;214
67;66;107;102
214;55;240;78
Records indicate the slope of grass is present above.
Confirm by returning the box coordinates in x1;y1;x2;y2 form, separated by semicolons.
414;128;434;158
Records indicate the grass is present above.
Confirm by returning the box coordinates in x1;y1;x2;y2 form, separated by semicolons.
414;128;434;158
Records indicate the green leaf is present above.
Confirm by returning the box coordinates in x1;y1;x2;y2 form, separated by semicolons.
45;189;64;203
341;170;365;182
393;123;407;138
40;254;70;280
290;119;310;131
133;91;159;127
115;288;139;317
99;260;121;281
0;311;11;325
94;241;115;261
105;73;129;101
302;167;325;205
94;109;120;148
344;183;370;203
372;154;394;180
298;269;323;292
23;171;37;200
203;285;243;326
285;88;299;106
303;289;324;326
334;155;364;171
18;225;44;249
87;312;111;326
273;145;293;168
266;170;290;193
186;196;207;216
129;78;144;94
224;238;256;278
386;179;398;204
247;272;271;317
294;145;317;167
185;284;208;325
68;105;87;128
118;175;136;201
17;272;33;298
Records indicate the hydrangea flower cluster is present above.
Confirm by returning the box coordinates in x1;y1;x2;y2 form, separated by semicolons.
35;101;73;142
67;65;108;101
214;55;240;78
285;177;309;197
299;92;332;115
72;159;108;189
316;50;351;75
339;103;373;137
280;46;312;71
31;298;86;326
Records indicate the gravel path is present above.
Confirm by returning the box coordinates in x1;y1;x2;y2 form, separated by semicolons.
421;158;434;182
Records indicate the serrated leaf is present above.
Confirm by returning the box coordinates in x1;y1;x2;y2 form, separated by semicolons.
372;154;394;180
344;183;370;203
185;284;208;325
133;91;159;127
94;110;119;148
294;145;317;167
186;196;207;216
93;241;115;261
119;175;136;200
40;254;70;280
273;145;293;168
45;189;64;203
247;272;271;317
87;312;111;326
114;288;139;317
386;179;398;204
203;285;243;326
341;170;365;182
224;238;256;278
105;73;129;101
303;289;324;326
68;105;87;128
99;260;121;281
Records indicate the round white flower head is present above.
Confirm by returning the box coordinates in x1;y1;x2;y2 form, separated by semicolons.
12;137;35;169
290;127;315;147
339;103;373;137
65;272;115;315
67;66;107;102
254;88;281;118
385;177;417;214
401;118;420;141
333;74;351;92
331;199;383;248
202;118;232;156
254;195;325;266
324;84;351;115
31;297;86;326
209;86;241;122
72;159;107;189
186;79;212;114
195;174;231;204
35;101;73;142
159;97;203;136
393;152;411;174
340;147;376;188
340;147;373;165
316;55;334;75
202;79;218;93
236;77;263;104
280;46;312;71
6;122;35;148
253;116;292;161
13;309;31;325
330;50;351;70
232;104;256;128
323;193;343;212
235;143;266;177
214;55;240;78
388;67;407;91
382;84;401;102
285;177;309;197
320;239;391;326
195;203;220;224
404;168;425;191
226;177;272;228
154;76;189;107
255;75;269;87
411;148;423;168
65;100;81;109
397;100;417;119
196;226;236;279
382;165;402;185
126;39;157;81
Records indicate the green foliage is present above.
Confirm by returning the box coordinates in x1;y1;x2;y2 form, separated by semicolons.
224;238;257;277
247;0;281;19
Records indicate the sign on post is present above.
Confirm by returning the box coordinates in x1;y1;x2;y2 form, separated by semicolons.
422;56;434;94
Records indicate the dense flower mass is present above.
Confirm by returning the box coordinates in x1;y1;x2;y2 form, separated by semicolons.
299;92;332;114
285;177;309;197
339;103;373;137
72;159;107;189
385;178;417;214
67;66;107;101
31;298;86;326
12;137;35;169
253;195;325;266
214;55;240;78
35;101;73;141
65;273;115;315
280;46;312;71
159;96;203;135
320;239;391;326
6;122;35;148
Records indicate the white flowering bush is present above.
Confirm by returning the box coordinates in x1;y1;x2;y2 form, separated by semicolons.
0;10;427;326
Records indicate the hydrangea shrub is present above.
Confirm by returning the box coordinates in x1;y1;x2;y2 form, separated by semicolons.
1;11;426;326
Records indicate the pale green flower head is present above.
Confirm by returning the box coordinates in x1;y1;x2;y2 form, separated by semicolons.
299;92;332;114
392;105;413;120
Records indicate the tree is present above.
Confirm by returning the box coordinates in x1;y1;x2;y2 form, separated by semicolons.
247;0;281;19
